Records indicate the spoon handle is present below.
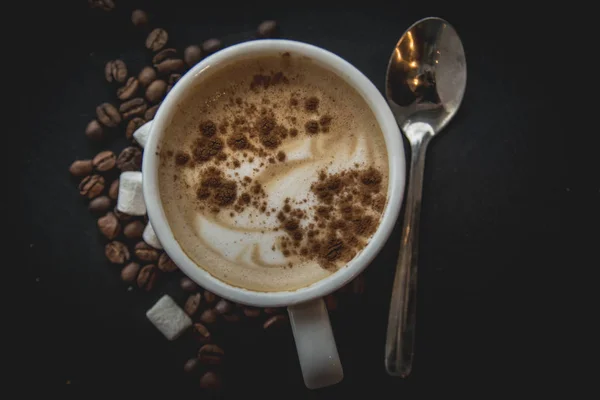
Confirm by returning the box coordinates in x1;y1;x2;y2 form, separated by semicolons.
385;130;430;377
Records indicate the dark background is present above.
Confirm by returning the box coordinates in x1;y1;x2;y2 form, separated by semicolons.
19;0;569;396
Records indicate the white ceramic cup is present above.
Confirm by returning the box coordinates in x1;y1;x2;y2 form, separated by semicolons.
142;39;406;389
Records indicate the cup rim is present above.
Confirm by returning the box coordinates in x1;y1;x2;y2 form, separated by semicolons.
143;39;405;307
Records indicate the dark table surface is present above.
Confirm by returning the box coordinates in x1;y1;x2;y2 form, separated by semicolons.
20;0;567;395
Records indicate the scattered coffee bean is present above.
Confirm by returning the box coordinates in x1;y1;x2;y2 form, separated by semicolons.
126;117;145;140
184;45;202;67
88;0;115;11
121;262;140;283
202;38;221;55
183;357;199;374
98;212;121;240
352;274;365;295
131;9;149;28
137;264;159;291
152;48;177;65
263;307;280;315
89;196;112;214
92;150;117;172
119;97;147;119
243;307;261;318
79;174;105;199
325;294;338;311
203;291;217;305
184;293;202;316
96;103;122;128
105;60;127;83
116;146;142;171
198;344;224;365
192;322;211;343
199;371;222;390
263;314;288;330
123;220;145;240
180;277;198;292
108;179;119;200
222;312;241;323
145;80;167;103
134;241;160;262
105;241;130;264
113;207;133;221
85;120;104;141
157;253;178;272
215;299;233;315
257;20;279;38
69;160;93;177
145;104;160;121
168;73;181;85
138;67;157;87
146;28;168;51
117;77;139;101
200;308;218;324
155;59;185;75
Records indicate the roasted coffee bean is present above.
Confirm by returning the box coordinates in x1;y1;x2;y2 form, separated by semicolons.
108;179;119;200
180;277;198;292
183;358;199;374
96;103;121;128
85;120;104;141
137;264;158;291
203;291;217;305
184;293;202;316
79;175;105;199
215;299;233;315
263;307;280;315
325;294;338;311
119;97;147;119
113;207;133;221
157;252;178;272
155;59;185;75
152;48;177;64
98;212;121;240
263;314;288;330
243;307;261;318
69;160;93;177
117;77;139;101
92;150;116;172
199;371;222;390
184;45;202;67
116;146;142;171
202;38;221;55
121;262;140;282
105;241;130;264
105;60;127;83
131;9;148;28
123;220;145;240
138;67;157;87
89;0;115;11
134;241;159;262
126;117;145;140
145;104;159;121
146;28;168;51
88;196;112;214
199;308;217;324
192;323;211;344
222;312;241;323
145;80;167;103
257;20;279;38
198;344;224;365
168;73;181;85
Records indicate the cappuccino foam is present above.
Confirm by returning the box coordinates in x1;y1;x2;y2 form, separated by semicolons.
158;53;389;292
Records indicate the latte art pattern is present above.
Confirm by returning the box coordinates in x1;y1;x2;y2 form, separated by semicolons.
159;54;389;292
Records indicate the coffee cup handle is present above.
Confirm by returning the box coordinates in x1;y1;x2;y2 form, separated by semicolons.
287;298;344;389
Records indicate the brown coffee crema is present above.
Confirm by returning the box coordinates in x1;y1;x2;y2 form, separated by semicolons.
158;53;389;292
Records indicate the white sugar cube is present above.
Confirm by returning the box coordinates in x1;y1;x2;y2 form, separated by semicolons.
143;222;162;249
117;171;146;216
146;295;192;341
133;121;152;148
